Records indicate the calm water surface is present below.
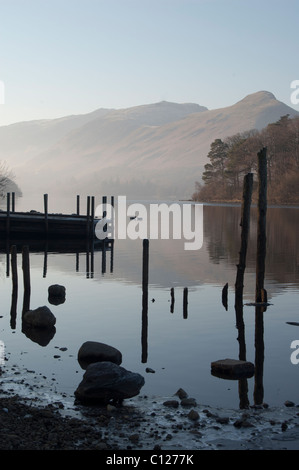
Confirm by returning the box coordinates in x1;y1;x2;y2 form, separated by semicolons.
0;198;298;410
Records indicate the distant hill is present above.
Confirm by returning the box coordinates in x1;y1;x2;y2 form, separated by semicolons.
1;91;298;200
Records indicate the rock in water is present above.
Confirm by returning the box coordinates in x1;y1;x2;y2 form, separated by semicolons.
23;306;56;329
78;341;122;368
74;361;145;405
48;284;66;305
48;284;66;297
211;358;254;379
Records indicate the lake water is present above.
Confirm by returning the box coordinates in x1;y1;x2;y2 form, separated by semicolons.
0;197;298;410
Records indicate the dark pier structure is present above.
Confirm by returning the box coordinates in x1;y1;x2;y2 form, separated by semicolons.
0;193;114;276
0;193;110;240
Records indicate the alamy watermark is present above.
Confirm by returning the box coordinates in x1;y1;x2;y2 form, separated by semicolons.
0;81;5;104
290;340;299;365
94;196;203;251
0;340;5;365
290;80;299;105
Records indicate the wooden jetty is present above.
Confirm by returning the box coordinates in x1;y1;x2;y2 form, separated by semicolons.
0;193;112;240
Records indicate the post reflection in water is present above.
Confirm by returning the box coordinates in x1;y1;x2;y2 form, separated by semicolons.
1;200;298;409
141;239;149;364
5;238;114;344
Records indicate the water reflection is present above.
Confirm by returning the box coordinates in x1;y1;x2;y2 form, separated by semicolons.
0;204;298;409
3;238;114;348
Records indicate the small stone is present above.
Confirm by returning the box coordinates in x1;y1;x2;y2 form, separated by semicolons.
281;422;288;431
163;400;179;408
181;397;197;407
95;442;108;450
175;388;188;399
284;400;295;407
188;409;199;421
107;404;116;412
216;416;229;425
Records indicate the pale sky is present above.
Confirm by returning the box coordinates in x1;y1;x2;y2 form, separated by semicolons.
1;0;299;126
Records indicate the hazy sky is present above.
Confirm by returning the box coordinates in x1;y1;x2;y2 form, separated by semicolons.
1;0;299;126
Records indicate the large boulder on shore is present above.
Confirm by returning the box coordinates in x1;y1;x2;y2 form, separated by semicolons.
74;361;145;405
78;341;122;368
23;306;56;329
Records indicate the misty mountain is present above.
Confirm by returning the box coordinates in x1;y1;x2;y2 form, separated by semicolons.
1;91;298;201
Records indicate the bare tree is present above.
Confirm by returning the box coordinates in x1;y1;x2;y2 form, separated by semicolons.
0;161;14;198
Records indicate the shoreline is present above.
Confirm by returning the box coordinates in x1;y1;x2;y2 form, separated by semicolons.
1;367;299;451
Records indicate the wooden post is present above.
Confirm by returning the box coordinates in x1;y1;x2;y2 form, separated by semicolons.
86;240;90;278
170;287;175;313
102;196;107;235
141;239;149;363
6;192;10;235
222;282;228;310
11;245;18;290
183;287;188;319
12;192;15;212
233;173;253;378
91;196;95;237
235;173;253;308
43;241;48;278
10;245;18;329
44;194;48;236
101;242;106;274
255;148;267;303
110;240;114;273
22;245;31;315
77;195;80;215
86;196;90;237
254;148;267;405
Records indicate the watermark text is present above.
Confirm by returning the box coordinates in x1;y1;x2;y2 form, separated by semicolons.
290;80;299;105
95;196;203;250
290;340;299;364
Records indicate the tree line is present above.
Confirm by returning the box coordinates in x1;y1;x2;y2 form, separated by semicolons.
192;114;299;204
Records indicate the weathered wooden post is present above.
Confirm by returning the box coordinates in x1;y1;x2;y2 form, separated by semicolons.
11;245;18;290
110;240;114;273
44;194;48;236
101;241;106;274
91;196;95;239
12;192;15;212
43;241;48;278
222;282;228;310
102;196;107;235
6;192;10;236
255;147;267;303
254;147;267;405
183;287;188;319
235;173;253;309
142;239;149;363
170;287;175;313
86;196;90;237
22;245;31;315
10;245;18;329
91;196;95;221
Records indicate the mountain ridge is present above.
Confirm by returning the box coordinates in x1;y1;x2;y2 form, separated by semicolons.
1;91;298;200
